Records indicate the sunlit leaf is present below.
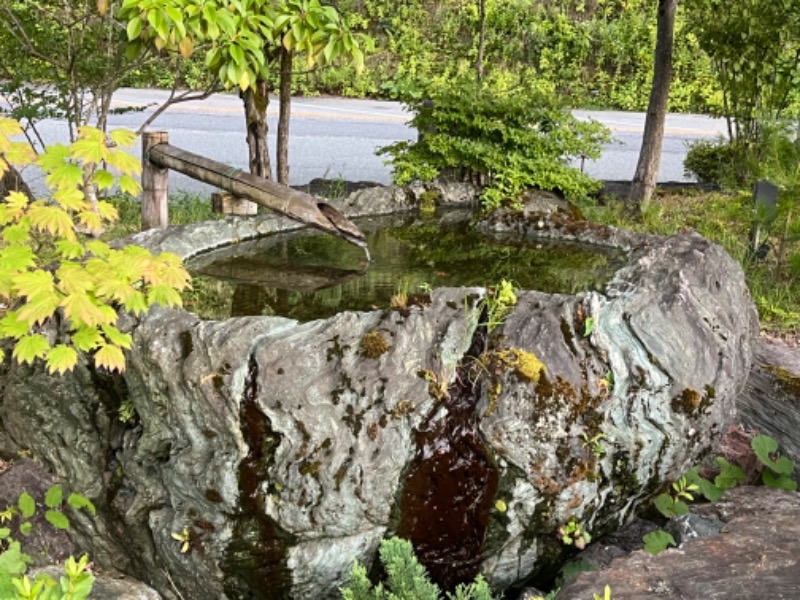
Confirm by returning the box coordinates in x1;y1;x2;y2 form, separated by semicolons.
109;128;138;148
29;205;76;241
106;149;141;176
5;142;36;167
86;240;112;258
95;343;126;373
53;187;89;212
55;240;87;260
46;344;78;375
67;493;96;516
44;162;84;190
179;35;195;58
124;290;149;315
36;143;72;172
71;325;103;351
127;15;142;40
12;334;51;365
147;284;183;308
0;311;30;338
60;292;108;328
101;324;132;349
77;210;104;235
44;485;63;509
0;245;35;271
3;223;31;244
118;174;142;196
44;510;70;530
17;492;35;518
93;169;115;190
14;269;55;300
17;291;61;326
57;262;96;295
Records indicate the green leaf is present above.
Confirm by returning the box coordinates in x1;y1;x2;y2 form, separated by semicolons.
60;292;110;328
44;510;70;530
762;469;798;491
14;270;55;300
44;485;63;509
18;492;35;518
643;530;676;556
101;325;132;349
583;316;595;337
124;291;149;315
67;493;96;517
0;246;35;272
71;325;103;352
46;345;78;375
147;284;183;308
127;15;142;40
12;334;51;365
17;291;61;326
95;343;126;373
18;521;32;536
93;169;115;191
118;174;142;196
752;434;795;475
714;457;746;489
0;312;31;339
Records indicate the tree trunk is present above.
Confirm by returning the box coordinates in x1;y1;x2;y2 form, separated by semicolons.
628;0;677;211
277;47;293;185
476;0;486;89
242;79;273;180
0;164;33;200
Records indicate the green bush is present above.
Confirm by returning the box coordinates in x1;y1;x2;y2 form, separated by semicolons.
683;138;745;186
378;79;610;209
340;537;498;600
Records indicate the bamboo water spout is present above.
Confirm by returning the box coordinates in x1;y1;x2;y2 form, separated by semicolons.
141;132;367;250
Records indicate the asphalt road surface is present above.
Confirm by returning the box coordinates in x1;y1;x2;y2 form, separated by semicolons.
19;88;729;196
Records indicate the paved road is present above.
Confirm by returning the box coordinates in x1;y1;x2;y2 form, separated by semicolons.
21;88;728;195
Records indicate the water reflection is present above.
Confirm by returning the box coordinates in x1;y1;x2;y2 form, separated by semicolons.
186;210;627;321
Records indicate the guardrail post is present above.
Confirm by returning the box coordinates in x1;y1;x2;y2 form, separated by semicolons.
141;131;170;230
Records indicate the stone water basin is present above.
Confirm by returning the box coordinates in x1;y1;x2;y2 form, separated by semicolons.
0;184;759;599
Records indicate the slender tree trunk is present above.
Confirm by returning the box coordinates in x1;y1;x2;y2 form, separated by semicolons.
277;47;293;185
242;79;273;180
628;0;677;210
476;0;486;89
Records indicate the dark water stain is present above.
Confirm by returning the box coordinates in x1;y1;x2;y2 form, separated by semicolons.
220;355;296;599
395;328;499;591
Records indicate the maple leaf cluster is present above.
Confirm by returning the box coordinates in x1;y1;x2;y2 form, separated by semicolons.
0;118;191;374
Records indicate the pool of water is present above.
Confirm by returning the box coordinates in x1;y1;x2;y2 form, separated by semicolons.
186;210;628;321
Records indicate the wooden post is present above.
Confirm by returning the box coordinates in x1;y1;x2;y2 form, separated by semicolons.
141;131;169;230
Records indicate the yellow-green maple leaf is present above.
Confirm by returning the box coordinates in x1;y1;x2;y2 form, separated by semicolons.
105;150;141;176
0;311;30;338
29;205;76;241
36;143;72;171
96;201;119;223
118;174;142;196
0;246;35;271
147;284;183;308
53;187;89;212
5;142;36;167
56;262;97;295
95;278;137;304
93;169;115;191
71;325;103;351
14;270;55;300
152;254;191;291
60;292;109;328
76;210;104;235
109;128;138;148
3;223;31;245
86;240;112;259
45;162;84;191
4;191;30;219
17;291;62;326
95;343;126;373
46;344;78;375
12;334;50;365
101;324;132;349
124;290;149;315
55;240;86;260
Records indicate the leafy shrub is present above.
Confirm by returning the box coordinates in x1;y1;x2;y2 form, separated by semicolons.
1;486;96;599
378;80;610;209
0;118;191;374
683;138;744;186
340;537;498;600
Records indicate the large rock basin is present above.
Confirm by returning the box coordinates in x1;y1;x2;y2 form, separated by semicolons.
0;184;759;598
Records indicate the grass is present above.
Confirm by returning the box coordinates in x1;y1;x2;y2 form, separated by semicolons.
583;189;800;336
103;191;225;239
